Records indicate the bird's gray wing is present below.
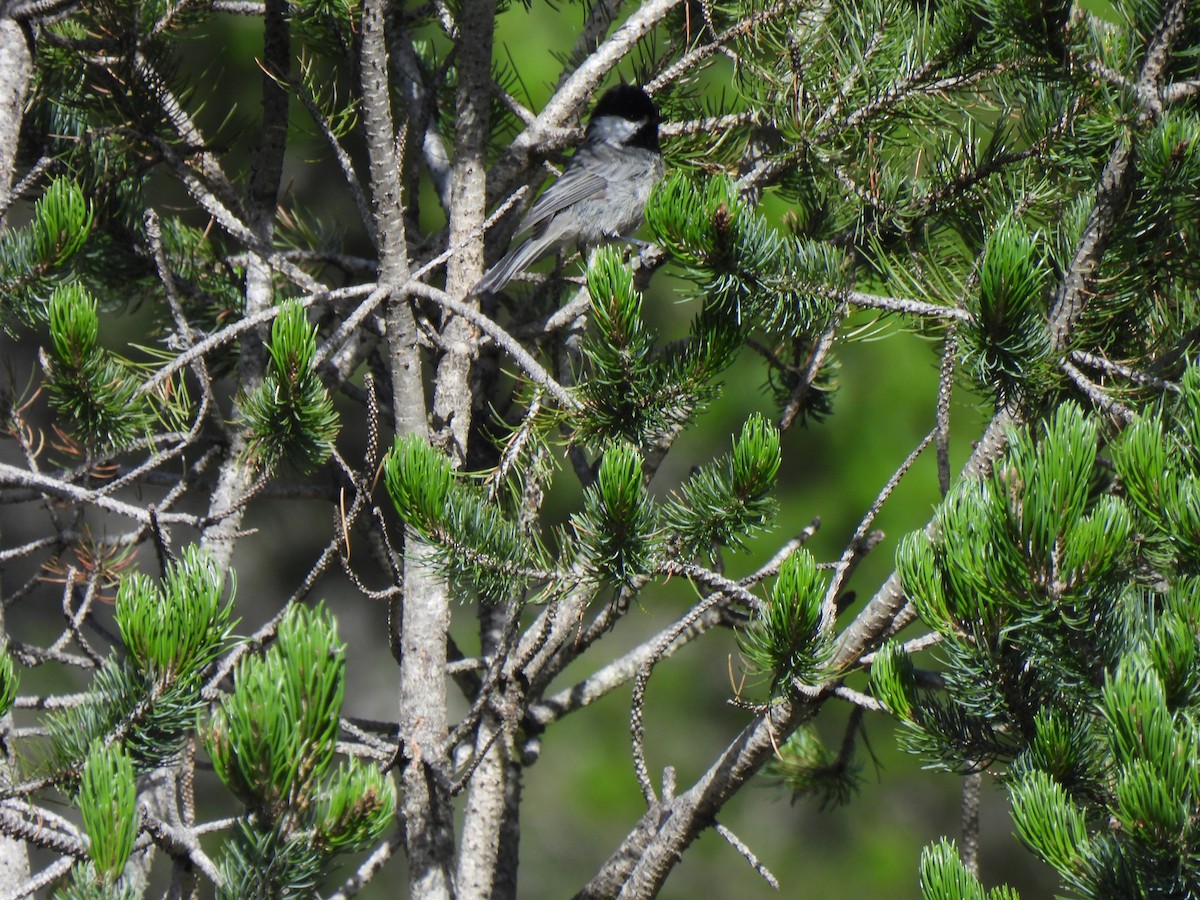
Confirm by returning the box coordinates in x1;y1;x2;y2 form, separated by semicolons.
516;144;626;234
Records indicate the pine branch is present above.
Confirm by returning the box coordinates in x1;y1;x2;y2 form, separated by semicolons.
358;2;454;897
1049;0;1188;350
139;812;224;889
485;0;682;209
288;71;375;243
131;51;240;210
414;285;578;411
1061;359;1135;424
433;0;494;466
0;462;203;527
0;18;33;227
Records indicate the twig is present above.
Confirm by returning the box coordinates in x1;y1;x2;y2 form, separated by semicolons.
1062;359;1136;424
1070;349;1178;393
740;521;821;587
139;811;225;889
713;822;780;890
657;559;764;614
526;599;728;730
0;462;203;527
288;71;375;242
0;857;76;900
935;329;958;496
138;283;375;396
410;282;580;410
845;290;972;321
831;684;885;713
960;771;982;878
326;832;405;900
1162;78;1200;103
646;0;792;94
0;801;87;858
1050;0;1187;348
0;155;56;223
629;588;729;805
822;429;935;627
779;309;843;432
857;631;943;667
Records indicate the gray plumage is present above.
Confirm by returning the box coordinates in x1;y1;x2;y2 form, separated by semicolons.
475;86;663;295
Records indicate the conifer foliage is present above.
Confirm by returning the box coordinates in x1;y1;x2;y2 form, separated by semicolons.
0;0;1199;893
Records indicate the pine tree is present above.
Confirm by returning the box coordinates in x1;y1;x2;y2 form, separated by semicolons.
1;0;1198;895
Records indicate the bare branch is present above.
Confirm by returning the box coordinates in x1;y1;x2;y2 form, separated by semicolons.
1062;359;1136;424
0;462;203;527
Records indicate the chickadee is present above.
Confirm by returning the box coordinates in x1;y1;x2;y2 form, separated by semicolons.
474;85;664;295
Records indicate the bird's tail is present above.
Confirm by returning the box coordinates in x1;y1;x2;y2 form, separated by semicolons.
473;238;549;295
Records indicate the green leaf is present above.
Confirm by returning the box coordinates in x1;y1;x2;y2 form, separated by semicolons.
0;178;93;327
1017;708;1101;795
870;640;919;722
44;282;150;451
576;247;729;449
35;178;94;267
216;819;322;900
1060;495;1132;589
385;434;454;527
1003;404;1098;562
1111;414;1172;527
313;760;397;854
645;174;743;272
646;173;843;336
961;218;1052;406
897;531;953;634
46;545;236;773
764;724;861;810
1113;758;1190;847
115;545;235;685
0;643;19;719
1101;660;1189;789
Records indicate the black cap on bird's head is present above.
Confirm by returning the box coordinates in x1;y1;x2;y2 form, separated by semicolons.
587;85;660;152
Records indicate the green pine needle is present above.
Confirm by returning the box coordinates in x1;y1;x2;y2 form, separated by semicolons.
384;435;552;599
78;742;139;884
738;548;828;692
663;414;781;559
45;283;151;451
919;839;1021;900
764;725;862;810
573;442;658;585
961;218;1052;407
241;299;340;472
205;603;345;817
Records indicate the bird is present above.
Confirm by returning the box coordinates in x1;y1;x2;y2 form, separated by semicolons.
474;84;664;295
